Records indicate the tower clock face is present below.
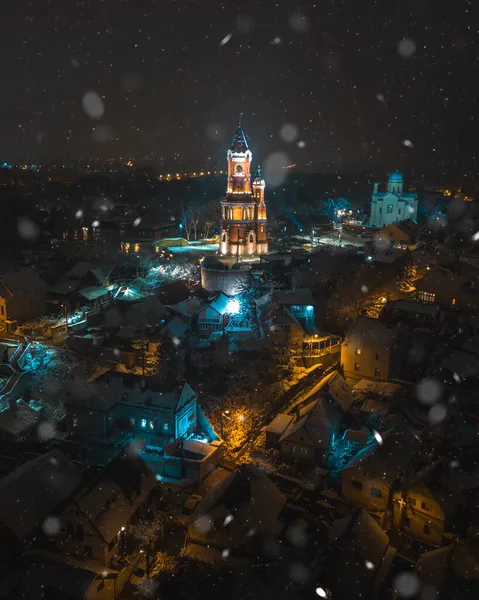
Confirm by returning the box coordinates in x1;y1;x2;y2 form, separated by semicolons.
235;164;243;174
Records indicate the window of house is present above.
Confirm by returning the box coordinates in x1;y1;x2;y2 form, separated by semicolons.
97;580;105;592
141;419;147;428
84;545;92;557
370;487;383;498
202;324;209;330
222;233;226;241
374;368;381;377
423;524;430;535
300;447;308;455
211;324;219;331
376;352;382;360
280;325;290;332
387;204;393;214
355;348;361;355
130;418;135;427
73;417;78;427
291;445;296;455
354;363;360;371
76;523;84;542
421;501;429;511
451;298;456;306
0;306;4;316
408;497;416;506
352;480;362;490
249;234;254;242
398;208;401;215
417;291;436;303
163;423;169;432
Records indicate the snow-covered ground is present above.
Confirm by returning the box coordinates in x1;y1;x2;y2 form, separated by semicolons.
168;244;219;253
315;234;363;247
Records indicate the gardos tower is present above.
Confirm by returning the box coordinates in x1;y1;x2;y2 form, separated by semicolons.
220;119;268;256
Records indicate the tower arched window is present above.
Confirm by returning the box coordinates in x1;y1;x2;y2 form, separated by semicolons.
249;234;254;242
222;233;226;242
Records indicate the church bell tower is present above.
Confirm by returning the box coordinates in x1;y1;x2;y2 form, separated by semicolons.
220;118;268;256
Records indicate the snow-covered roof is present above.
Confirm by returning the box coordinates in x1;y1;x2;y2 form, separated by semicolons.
345;317;397;349
207;292;231;316
78;286;110;301
0;450;82;539
389;299;440;316
166;316;189;338
193;464;285;537
353;379;402;399
328;508;390;566
0;400;40;437
69;372;196;413
23;551;119;600
280;397;341;446
264;413;294;436
343;426;421;485
168;296;203;317
73;448;156;544
1;269;48;296
442;350;479;379
275;288;314;306
48;280;80;296
67;261;113;283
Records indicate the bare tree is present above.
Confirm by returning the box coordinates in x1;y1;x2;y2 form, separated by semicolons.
181;205;200;241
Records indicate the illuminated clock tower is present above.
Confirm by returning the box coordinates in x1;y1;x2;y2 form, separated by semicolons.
220;120;268;256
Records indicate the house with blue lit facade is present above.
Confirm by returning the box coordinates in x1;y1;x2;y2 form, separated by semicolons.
65;371;198;449
369;172;418;228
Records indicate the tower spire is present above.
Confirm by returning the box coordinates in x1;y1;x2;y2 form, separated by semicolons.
238;113;243;128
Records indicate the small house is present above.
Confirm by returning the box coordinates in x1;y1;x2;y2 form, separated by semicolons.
341;316;410;383
276;398;342;466
0;269;48;326
55;448;156;566
341;426;421;514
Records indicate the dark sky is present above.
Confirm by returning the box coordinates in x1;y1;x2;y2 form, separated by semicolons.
1;0;477;173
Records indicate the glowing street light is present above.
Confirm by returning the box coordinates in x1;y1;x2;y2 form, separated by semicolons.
220;410;230;439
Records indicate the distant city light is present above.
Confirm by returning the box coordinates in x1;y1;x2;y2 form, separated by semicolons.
316;588;327;598
373;430;383;445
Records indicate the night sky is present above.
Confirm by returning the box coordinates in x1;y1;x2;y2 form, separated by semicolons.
1;0;476;173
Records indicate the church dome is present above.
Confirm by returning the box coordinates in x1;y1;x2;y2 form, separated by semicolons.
388;171;403;183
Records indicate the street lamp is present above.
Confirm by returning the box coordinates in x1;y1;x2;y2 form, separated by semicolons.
220;410;230;439
60;303;68;336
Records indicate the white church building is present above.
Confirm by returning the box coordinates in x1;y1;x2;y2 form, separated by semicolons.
369;171;418;228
